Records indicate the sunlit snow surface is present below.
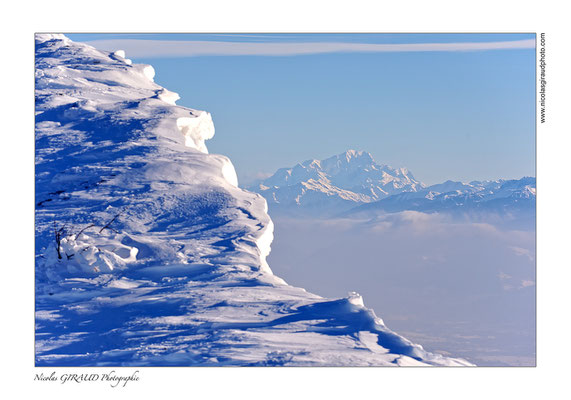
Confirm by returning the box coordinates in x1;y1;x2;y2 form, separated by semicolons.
34;34;472;366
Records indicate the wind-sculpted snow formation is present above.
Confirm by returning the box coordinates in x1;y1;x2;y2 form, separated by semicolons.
34;34;472;366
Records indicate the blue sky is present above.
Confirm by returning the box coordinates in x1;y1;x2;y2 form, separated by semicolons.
69;33;535;185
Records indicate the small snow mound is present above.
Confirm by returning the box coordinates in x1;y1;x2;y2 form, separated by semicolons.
143;65;155;81
157;89;180;105
220;157;239;187
132;64;156;81
176;112;215;153
110;49;132;65
112;50;126;59
347;291;365;307
42;232;139;276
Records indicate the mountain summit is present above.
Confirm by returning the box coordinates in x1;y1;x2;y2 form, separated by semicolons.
248;150;424;216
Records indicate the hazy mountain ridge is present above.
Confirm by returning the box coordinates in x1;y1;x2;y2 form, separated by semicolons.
249;152;535;219
349;176;536;218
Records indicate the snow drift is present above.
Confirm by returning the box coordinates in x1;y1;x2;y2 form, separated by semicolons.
34;34;472;366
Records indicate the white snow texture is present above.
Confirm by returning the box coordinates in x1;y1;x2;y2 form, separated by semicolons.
34;34;472;366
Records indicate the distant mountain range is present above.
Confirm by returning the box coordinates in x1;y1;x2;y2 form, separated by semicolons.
247;150;536;219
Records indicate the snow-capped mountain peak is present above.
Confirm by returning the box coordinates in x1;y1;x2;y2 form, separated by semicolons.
323;149;375;169
248;150;424;216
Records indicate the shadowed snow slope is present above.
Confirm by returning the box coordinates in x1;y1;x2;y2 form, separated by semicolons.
35;34;471;366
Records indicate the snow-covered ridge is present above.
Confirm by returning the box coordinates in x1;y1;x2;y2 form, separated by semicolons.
348;176;536;217
35;34;472;366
